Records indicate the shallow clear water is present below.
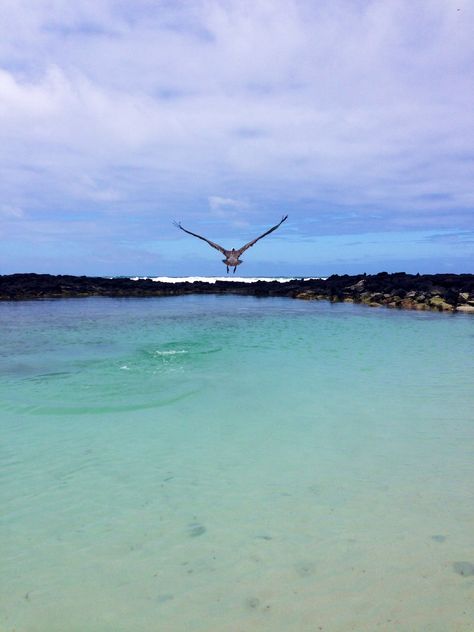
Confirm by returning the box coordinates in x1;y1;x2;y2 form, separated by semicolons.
1;295;473;632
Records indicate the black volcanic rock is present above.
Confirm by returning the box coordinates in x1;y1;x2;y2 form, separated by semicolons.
0;272;473;313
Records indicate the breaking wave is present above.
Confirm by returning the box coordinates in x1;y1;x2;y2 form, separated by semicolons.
130;276;319;284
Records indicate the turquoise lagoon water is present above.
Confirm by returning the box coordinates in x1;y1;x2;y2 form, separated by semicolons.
1;295;473;632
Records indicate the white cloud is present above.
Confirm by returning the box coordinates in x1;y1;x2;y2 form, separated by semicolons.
0;204;24;218
0;0;473;272
208;196;250;227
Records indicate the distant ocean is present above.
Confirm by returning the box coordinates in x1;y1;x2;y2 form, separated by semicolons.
1;294;473;631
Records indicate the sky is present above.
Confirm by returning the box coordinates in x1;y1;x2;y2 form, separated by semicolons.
0;0;473;277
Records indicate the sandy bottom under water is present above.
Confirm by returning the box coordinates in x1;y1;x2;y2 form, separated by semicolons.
1;295;473;631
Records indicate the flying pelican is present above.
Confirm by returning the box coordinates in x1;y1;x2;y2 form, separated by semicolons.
173;215;288;273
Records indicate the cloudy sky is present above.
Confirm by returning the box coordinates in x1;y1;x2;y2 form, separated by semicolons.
1;0;473;276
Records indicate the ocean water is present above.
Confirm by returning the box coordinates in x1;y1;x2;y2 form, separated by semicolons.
1;295;473;632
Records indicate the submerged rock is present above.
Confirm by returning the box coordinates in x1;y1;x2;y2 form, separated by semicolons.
453;561;474;577
187;523;206;537
245;597;260;609
431;535;446;543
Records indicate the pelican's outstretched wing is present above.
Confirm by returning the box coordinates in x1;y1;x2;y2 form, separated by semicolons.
235;215;288;255
173;221;227;255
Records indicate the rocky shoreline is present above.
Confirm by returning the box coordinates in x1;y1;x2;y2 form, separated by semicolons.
1;272;474;313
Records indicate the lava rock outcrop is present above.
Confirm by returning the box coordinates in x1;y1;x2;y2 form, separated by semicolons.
1;272;473;313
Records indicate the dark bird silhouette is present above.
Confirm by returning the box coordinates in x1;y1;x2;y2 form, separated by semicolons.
173;215;288;273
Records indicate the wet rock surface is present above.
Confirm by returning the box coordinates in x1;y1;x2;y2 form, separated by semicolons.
1;272;473;313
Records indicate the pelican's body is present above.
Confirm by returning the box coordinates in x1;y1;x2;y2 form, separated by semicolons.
173;215;288;273
222;250;243;269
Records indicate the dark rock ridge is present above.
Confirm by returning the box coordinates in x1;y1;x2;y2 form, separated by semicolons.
1;272;474;313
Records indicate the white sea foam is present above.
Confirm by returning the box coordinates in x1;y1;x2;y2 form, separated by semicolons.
130;276;318;284
154;350;188;356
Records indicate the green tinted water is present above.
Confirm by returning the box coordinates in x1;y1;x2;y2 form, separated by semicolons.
1;296;473;631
